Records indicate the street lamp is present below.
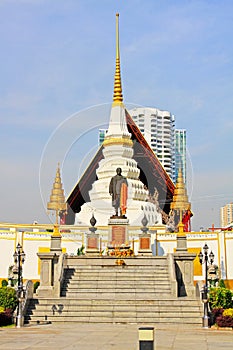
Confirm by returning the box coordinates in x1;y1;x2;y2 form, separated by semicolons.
13;243;25;328
198;243;214;328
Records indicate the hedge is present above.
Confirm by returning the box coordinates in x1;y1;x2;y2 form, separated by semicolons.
0;287;17;311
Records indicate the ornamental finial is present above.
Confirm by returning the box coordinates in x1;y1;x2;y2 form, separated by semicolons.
113;13;123;105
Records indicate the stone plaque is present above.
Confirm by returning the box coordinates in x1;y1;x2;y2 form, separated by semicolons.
140;237;150;250
87;237;98;249
112;226;126;245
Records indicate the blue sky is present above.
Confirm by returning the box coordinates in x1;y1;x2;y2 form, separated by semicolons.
0;0;233;230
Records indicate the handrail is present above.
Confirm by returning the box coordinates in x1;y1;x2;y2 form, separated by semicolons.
53;253;67;297
59;253;67;284
167;253;177;297
22;280;34;316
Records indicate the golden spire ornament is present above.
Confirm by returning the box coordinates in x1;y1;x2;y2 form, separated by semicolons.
102;13;133;148
47;163;67;235
112;13;123;106
170;168;191;234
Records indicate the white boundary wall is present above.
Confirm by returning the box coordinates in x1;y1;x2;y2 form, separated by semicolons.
0;226;233;285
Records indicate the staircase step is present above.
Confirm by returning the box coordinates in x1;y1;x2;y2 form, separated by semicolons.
25;256;202;325
70;271;168;274
27;303;202;313
61;294;173;300
63;283;170;289
28;297;202;305
67;278;170;283
62;285;171;290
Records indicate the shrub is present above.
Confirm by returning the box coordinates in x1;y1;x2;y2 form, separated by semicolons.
223;308;233;318
77;245;85;256
0;308;13;327
1;280;8;287
33;281;40;293
211;308;233;328
211;308;223;324
218;279;226;288
209;287;233;310
0;287;17;311
216;315;233;328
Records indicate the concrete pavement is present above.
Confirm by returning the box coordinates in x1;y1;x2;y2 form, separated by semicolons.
0;323;232;350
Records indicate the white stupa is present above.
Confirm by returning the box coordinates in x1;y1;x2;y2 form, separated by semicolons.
76;14;162;226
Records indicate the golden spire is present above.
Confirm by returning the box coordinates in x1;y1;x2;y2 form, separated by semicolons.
112;13;123;106
47;163;67;226
170;168;190;223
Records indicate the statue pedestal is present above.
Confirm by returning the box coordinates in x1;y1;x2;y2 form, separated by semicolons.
138;233;152;256
37;252;58;297
108;218;129;247
86;233;100;256
174;252;196;297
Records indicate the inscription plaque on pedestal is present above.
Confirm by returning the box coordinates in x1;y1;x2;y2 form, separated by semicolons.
138;233;152;255
86;233;99;256
112;226;126;245
140;237;150;250
108;218;129;247
87;237;98;249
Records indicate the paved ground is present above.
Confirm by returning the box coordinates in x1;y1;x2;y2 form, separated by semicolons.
0;323;232;350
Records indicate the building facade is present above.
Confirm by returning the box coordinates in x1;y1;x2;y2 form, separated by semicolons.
98;129;107;145
128;107;176;183
220;203;233;227
1;224;233;289
175;129;186;183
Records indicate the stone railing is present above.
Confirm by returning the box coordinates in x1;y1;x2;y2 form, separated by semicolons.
16;279;34;326
22;280;34;314
55;253;67;297
167;253;177;297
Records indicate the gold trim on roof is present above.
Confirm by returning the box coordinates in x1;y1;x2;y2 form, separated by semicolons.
112;13;123;106
103;136;133;147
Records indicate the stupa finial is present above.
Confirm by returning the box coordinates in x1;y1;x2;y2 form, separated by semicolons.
112;13;123;106
170;168;190;223
47;163;67;226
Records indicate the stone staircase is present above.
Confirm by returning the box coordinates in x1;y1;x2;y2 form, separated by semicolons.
25;256;202;325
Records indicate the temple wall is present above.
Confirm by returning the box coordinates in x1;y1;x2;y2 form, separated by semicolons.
0;227;233;288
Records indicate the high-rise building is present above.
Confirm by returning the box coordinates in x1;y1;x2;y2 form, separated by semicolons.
220;203;233;227
128;107;176;183
99;129;107;145
175;129;186;183
99;109;187;185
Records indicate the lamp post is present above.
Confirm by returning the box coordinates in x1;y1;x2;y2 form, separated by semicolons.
13;243;25;328
198;243;214;328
